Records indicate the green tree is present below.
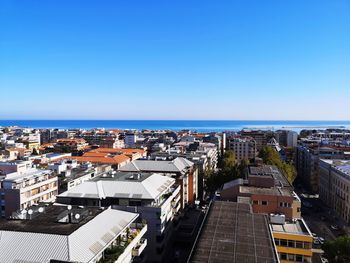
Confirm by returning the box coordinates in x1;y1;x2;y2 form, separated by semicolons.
258;146;297;184
322;236;350;263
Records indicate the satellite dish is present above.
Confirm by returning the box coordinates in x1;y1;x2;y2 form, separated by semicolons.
38;207;44;213
28;209;33;215
74;214;81;220
67;205;72;210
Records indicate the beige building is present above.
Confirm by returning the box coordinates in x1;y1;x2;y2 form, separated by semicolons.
227;136;257;161
319;159;350;224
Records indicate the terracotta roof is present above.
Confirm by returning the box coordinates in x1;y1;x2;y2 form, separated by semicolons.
89;148;145;155
63;155;130;165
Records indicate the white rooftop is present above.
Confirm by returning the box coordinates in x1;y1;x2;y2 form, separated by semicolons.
0;208;138;263
58;173;175;200
4;168;53;183
118;157;194;174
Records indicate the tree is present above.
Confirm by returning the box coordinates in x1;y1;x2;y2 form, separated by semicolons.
322;236;350;263
258;146;297;184
205;150;247;194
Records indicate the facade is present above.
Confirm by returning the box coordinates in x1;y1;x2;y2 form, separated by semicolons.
296;145;350;193
124;133;137;147
56;172;181;263
240;130;274;151
0;206;147;263
227;136;257;161
319;159;350;224
0;168;58;218
220;165;300;220
54;138;88;153
270;215;313;263
276;130;298;148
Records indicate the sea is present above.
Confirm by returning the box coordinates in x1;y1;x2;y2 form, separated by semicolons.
1;120;350;133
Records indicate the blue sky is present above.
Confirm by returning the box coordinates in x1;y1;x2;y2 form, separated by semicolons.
0;0;349;120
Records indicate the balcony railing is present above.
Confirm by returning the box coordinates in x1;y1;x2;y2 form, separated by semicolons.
101;223;147;263
132;238;147;257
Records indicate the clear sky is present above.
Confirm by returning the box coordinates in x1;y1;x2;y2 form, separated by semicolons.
0;0;349;120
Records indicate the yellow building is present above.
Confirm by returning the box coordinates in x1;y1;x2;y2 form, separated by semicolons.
270;216;313;263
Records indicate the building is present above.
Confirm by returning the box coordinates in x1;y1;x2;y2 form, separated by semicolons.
56;172;181;263
0;205;147;263
188;201;279;263
319;159;350;224
275;130;298;148
48;160;112;191
118;157;198;207
240;130;274;151
62;147;146;169
54;138;88;153
124;132;137;147
227;136;257;161
270;215;313;263
0;168;58;218
296;145;350;193
0;160;32;175
220;165;301;220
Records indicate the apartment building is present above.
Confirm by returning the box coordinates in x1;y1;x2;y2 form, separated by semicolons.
56;172;181;263
221;165;300;220
275;130;298;148
319;159;350;224
240;130;274;151
0;205;147;263
118;157;198;207
0;168;58;218
270;215;313;263
296;145;350;193
0;160;32;175
226;136;257;161
54;138;88;153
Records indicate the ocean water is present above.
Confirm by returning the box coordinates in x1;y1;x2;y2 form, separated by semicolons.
0;120;350;133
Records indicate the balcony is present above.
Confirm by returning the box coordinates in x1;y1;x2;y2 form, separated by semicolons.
132;238;147;257
102;223;147;263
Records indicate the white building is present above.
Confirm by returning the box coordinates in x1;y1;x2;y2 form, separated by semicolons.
57;172;181;263
0;206;147;263
0;168;58;218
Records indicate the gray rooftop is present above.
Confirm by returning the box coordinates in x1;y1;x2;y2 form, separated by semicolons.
59;172;175;200
189;201;278;263
118;157;194;174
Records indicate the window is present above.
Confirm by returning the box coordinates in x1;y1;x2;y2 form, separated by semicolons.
287;240;295;248
253;200;259;205
295;241;303;248
295;255;303;262
280;239;287;246
262;201;268;206
280;253;287;260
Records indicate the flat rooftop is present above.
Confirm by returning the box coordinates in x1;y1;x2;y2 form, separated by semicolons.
240;185;293;197
189;201;278;263
0;205;103;235
248;165;292;188
271;219;312;236
4;168;53;182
